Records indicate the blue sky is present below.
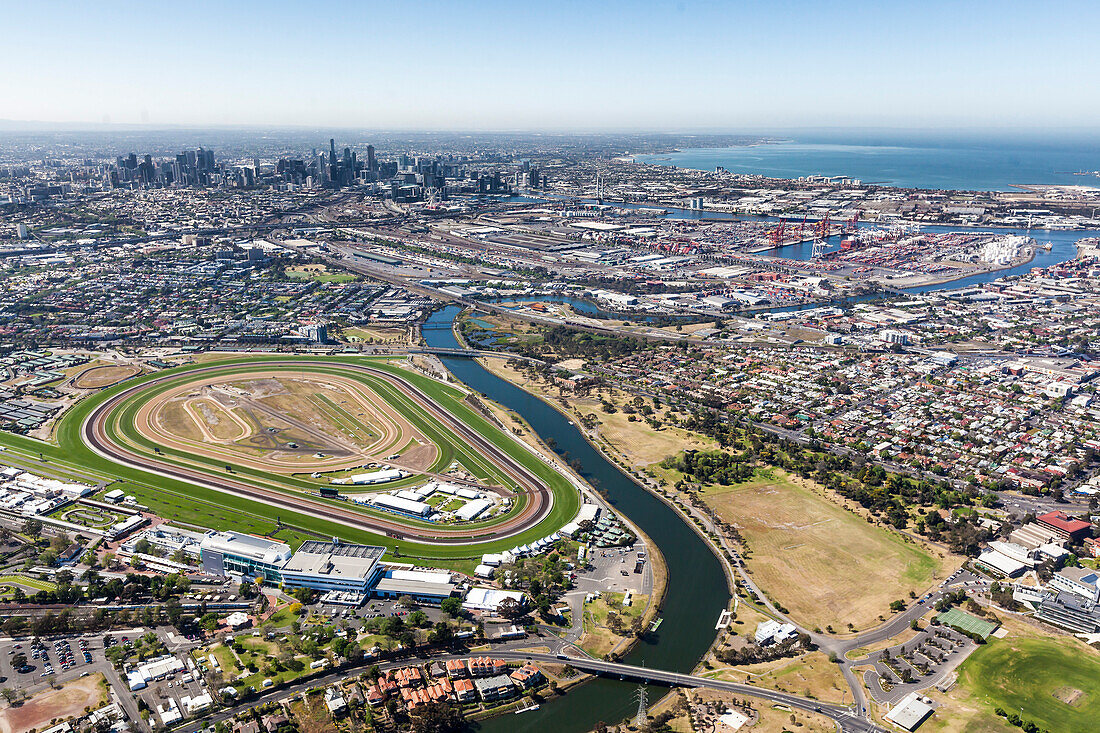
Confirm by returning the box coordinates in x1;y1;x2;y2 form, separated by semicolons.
1;0;1097;130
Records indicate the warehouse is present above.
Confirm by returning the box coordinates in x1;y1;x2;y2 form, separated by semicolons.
455;498;493;521
366;493;433;518
372;567;456;603
884;692;935;731
464;587;526;613
331;468;407;486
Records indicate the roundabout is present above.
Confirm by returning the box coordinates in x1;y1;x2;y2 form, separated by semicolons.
67;357;580;553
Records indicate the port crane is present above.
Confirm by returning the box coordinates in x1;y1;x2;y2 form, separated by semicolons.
769;219;786;247
811;213;831;259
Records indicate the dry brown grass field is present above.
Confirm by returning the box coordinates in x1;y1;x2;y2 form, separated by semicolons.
0;674;107;733
700;469;942;631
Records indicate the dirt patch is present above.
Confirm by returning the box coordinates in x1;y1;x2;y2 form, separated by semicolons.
73;364;141;389
0;673;107;733
400;442;438;472
1053;686;1086;707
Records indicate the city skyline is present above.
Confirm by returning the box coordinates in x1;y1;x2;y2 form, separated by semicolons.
3;0;1099;131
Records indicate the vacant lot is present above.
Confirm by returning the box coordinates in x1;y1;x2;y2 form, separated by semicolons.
478;357;712;466
952;633;1100;733
702;651;851;705
701;469;940;631
579;591;648;658
0;673;107;733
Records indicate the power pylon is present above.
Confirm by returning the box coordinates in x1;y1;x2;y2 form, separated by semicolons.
633;683;649;728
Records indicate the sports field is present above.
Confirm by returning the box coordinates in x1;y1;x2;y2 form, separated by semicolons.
700;469;941;631
954;633;1100;732
0;355;580;562
936;608;998;639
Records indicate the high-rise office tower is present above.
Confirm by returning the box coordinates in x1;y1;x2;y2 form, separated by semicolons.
367;145;376;172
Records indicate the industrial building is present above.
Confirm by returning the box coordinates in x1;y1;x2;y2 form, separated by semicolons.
884;693;935;732
463;587;526;613
363;492;433;518
372;567;456;603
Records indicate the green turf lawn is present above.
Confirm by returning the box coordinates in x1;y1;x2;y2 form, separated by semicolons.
957;633;1100;731
0;355;579;563
0;574;58;592
286;269;357;283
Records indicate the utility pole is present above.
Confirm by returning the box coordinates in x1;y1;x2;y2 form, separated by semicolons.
633;674;649;728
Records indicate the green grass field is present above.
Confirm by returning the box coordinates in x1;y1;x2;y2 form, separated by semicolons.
0;574;58;592
956;634;1100;732
0;355;580;563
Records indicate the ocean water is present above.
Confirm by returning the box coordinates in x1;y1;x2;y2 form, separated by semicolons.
636;136;1100;191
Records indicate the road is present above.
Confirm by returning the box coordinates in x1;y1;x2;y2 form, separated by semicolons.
186;648;880;733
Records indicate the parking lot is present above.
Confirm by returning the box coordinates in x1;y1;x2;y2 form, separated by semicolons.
0;633;106;690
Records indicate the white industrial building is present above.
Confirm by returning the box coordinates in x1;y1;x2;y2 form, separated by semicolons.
331;468;407;485
126;654;186;690
363;493;433;518
372;567;456;603
884;692;935;731
464;587;526;613
280;540;386;595
754;619;797;645
456;498;493;521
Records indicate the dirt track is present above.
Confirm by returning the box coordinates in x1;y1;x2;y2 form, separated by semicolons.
137;370;437;474
82;361;558;545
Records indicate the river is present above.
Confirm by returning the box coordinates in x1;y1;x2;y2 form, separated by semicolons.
422;306;730;732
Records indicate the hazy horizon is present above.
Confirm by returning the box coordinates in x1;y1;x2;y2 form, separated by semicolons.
3;0;1098;131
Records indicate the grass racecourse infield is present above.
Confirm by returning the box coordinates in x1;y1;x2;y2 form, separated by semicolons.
0;355;580;565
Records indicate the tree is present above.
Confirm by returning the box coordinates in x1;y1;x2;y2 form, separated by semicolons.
440;597;463;617
410;701;464;733
496;596;526;621
428;622;454;645
11;654;26;670
22;519;42;539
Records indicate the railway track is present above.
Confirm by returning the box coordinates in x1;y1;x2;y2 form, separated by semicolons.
80;361;561;546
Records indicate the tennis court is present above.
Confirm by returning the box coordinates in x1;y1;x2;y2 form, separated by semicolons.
937;607;998;639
